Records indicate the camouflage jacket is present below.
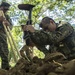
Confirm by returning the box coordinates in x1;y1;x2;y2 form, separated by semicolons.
29;22;75;59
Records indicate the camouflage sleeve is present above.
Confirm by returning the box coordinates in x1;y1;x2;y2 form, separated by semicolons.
30;30;51;45
30;22;74;45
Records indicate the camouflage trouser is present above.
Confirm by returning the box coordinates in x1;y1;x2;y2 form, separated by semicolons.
0;32;9;70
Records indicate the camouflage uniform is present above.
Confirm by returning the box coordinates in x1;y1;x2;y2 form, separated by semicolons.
29;22;75;60
0;14;12;70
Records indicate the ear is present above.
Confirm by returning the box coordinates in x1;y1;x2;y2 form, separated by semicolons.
50;20;54;24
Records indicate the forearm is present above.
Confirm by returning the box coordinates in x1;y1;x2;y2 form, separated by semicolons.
30;30;51;45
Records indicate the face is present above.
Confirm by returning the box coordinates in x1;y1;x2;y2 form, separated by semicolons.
0;6;9;13
42;20;56;32
42;24;49;31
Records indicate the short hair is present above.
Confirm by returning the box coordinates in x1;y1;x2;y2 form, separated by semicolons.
39;17;55;28
0;2;10;7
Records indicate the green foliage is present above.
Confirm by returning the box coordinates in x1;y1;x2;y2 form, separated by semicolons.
33;47;45;58
11;26;23;49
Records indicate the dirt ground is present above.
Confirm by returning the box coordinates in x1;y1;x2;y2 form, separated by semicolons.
0;52;75;75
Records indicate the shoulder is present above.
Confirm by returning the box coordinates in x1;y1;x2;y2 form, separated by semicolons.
58;21;73;30
58;21;71;27
57;21;74;33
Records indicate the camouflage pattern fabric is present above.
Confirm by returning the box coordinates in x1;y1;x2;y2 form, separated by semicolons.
0;32;9;70
29;22;75;59
0;15;12;70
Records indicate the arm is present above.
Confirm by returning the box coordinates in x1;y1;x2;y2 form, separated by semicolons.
29;23;74;45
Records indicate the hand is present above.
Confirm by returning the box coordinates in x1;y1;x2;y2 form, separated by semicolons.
3;20;10;26
26;25;35;33
21;25;27;31
23;25;35;33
